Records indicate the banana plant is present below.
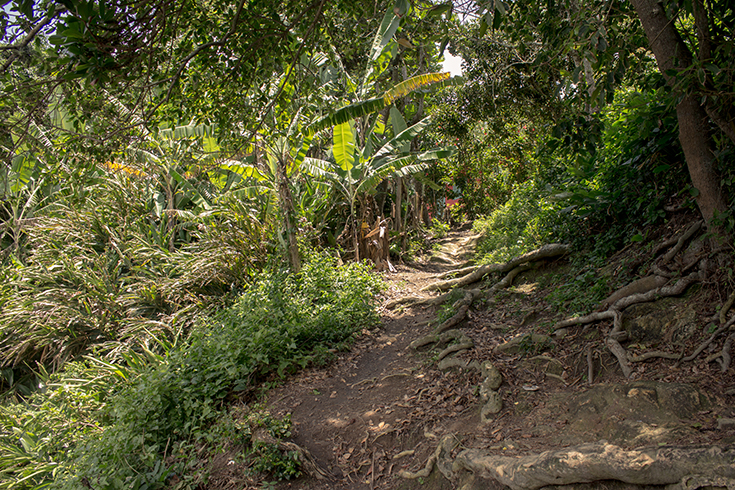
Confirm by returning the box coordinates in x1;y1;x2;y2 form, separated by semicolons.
304;110;453;260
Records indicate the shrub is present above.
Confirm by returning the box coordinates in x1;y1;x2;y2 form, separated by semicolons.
0;253;382;489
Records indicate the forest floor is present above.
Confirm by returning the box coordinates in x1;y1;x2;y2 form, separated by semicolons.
213;227;735;490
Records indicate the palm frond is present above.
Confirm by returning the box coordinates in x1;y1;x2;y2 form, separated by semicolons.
373;117;432;160
308;98;385;135
383;72;452;105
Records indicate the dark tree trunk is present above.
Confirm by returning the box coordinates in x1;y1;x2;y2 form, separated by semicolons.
630;0;728;225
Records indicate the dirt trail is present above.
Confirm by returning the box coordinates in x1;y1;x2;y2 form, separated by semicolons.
267;230;481;489
266;229;735;490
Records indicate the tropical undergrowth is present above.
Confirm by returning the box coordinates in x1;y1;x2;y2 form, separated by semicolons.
0;159;274;393
0;252;382;489
471;88;693;314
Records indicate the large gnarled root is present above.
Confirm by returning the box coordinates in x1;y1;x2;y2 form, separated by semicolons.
398;434;459;481
422;244;569;292
453;442;735;490
436;289;481;333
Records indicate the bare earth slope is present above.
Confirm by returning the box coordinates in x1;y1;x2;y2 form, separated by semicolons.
262;228;735;490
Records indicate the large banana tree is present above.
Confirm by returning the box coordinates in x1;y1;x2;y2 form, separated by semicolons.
297;0;457;261
304;109;452;260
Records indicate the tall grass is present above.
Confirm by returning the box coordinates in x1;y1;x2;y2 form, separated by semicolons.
0;252;382;489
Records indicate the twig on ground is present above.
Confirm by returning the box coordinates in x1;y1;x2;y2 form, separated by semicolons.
682;315;735;363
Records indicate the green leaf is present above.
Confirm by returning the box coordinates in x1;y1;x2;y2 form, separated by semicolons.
308;98;385;135
427;4;452;17
382;72;451;105
301;158;338;180
375;116;430;160
169;168;211;211
333;121;356;172
389;107;409;153
369;2;405;62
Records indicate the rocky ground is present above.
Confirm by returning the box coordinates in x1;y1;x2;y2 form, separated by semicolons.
213;226;735;490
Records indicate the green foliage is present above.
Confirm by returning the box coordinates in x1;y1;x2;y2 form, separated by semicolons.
0;252;382;489
0;349;161;490
435;289;465;324
429;218;450;239
473;182;570;264
544;268;609;317
0;159;274;380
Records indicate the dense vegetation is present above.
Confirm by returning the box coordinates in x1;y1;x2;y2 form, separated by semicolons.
1;0;733;487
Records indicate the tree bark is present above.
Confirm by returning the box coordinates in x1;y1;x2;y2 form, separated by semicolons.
630;0;728;225
276;160;301;273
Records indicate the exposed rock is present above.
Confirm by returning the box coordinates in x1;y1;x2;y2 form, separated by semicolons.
718;418;735;430
479;378;497;403
623;298;697;344
438;357;470;371
564;381;710;445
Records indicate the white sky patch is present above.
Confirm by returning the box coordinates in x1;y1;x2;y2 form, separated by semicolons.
441;51;463;76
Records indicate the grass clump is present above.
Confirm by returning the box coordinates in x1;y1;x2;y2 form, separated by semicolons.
0;252;382;489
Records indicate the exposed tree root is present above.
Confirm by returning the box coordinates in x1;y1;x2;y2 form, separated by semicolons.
683;315;735;363
554;268;703;377
409;329;466;350
437;265;477;279
554;310;616;331
385;291;454;310
611;272;701;310
398;434;458;480
436;289;481;333
452;442;735;490
422;244;569;292
280;441;330;480
660;220;703;264
411;248;567;364
720;290;735;325
437;337;474;361
550;217;735;376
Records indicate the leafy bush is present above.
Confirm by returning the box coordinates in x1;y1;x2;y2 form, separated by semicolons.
0;253;382;489
429;218;450;239
473;182;571;264
544;268;610;317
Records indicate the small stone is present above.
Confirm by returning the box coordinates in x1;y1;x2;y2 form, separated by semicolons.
554;328;569;339
717;418;735;430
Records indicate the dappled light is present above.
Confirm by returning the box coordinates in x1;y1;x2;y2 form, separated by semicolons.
1;0;734;488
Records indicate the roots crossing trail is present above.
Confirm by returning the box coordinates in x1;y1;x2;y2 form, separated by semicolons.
263;227;735;490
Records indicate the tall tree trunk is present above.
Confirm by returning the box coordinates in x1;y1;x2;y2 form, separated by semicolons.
276;160;301;273
630;0;728;225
